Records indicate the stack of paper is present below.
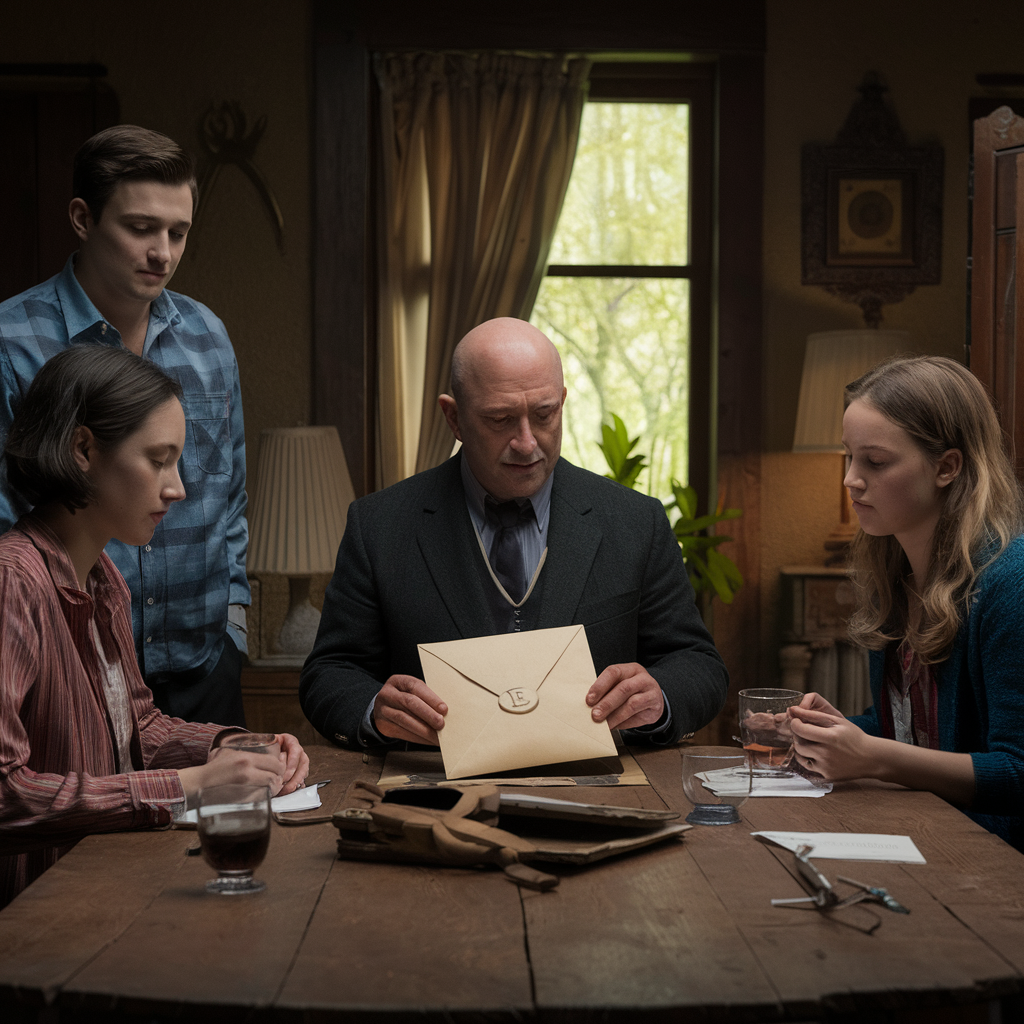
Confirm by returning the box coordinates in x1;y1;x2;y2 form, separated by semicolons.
698;765;833;798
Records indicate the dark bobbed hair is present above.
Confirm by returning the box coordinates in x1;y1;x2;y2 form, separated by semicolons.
844;355;1024;662
73;125;197;222
5;347;183;513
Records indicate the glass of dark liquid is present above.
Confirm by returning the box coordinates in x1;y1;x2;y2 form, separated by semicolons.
197;783;271;895
738;688;803;776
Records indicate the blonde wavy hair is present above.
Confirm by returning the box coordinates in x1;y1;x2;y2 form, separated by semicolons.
845;355;1024;662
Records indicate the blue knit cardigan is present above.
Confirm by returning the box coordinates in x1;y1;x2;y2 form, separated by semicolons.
849;536;1024;851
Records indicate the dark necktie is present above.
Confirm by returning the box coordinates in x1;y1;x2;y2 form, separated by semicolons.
484;498;535;603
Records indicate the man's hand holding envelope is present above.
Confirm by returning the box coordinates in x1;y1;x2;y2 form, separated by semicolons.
373;627;666;757
415;625;631;779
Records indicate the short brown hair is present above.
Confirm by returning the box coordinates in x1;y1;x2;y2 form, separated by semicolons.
73;125;198;222
5;347;183;513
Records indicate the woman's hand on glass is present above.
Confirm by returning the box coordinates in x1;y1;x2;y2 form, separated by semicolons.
796;691;844;718
788;705;879;781
274;733;310;794
178;748;286;804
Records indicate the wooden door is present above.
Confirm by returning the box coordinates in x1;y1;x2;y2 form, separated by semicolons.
0;76;118;303
971;106;1024;477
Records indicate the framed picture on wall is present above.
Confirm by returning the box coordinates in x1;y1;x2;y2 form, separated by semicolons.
801;74;943;326
826;170;916;267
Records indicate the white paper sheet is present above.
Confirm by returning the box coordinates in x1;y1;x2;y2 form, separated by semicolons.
751;831;926;863
698;766;832;798
181;785;322;825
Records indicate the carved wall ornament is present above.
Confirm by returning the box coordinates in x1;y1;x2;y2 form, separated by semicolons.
195;101;285;254
801;73;943;328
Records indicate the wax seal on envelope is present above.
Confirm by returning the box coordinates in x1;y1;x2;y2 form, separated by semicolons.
418;624;616;779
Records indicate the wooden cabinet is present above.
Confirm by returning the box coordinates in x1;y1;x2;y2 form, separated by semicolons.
778;566;870;717
971;106;1024;475
240;666;332;747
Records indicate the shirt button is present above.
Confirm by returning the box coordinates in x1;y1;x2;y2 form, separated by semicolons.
146;636;153;643
146;597;154;605
144;545;152;553
101;323;107;335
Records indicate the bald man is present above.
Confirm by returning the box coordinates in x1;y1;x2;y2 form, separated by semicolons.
300;318;727;750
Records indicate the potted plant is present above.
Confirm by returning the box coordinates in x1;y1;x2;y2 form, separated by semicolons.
597;414;743;606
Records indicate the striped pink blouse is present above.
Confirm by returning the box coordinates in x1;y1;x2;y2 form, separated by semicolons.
0;516;226;905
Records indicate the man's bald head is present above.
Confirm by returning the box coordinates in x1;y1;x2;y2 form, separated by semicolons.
449;318;563;407
440;318;567;501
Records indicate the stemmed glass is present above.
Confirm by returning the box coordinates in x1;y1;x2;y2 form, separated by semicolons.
197;783;271;895
681;747;752;825
738;688;803;776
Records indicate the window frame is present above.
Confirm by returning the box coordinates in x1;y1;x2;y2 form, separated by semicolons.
542;60;716;514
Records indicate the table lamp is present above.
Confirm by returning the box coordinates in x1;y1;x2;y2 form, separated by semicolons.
246;426;355;658
793;330;909;564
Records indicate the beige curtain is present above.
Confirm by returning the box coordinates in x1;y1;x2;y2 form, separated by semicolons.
375;52;591;487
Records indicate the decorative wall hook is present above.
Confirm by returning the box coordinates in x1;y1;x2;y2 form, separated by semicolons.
196;101;285;254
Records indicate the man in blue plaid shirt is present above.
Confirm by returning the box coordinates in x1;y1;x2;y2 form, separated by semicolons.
0;126;250;726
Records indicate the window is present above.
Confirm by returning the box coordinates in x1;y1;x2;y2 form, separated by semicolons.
530;63;714;507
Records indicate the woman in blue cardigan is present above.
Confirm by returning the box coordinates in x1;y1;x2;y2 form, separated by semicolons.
789;355;1024;851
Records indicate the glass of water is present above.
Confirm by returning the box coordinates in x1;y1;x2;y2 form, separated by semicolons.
681;747;752;825
738;688;804;776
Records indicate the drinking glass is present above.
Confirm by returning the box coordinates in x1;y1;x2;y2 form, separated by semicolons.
681;747;752;825
197;784;271;895
220;732;281;758
738;688;803;776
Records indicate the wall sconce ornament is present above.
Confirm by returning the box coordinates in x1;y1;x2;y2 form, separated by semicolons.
801;73;943;328
196;101;286;254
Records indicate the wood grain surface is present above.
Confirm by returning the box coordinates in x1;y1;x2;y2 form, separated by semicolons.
0;745;1022;1022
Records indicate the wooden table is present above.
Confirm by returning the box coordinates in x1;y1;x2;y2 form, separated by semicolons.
1;745;1023;1024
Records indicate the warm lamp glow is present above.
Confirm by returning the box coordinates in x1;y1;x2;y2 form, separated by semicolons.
793;330;910;563
793;330;911;452
247;427;355;656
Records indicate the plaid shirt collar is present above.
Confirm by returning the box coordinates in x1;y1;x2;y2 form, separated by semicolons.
54;255;182;346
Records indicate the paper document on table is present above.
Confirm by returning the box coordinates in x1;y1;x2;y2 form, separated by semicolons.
698;766;832;798
180;786;321;825
752;831;926;863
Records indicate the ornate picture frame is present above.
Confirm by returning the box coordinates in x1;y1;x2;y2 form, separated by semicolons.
801;75;943;327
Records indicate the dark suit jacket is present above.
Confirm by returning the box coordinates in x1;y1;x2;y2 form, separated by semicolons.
300;454;728;748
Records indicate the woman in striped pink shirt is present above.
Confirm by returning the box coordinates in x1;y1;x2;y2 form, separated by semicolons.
0;346;308;905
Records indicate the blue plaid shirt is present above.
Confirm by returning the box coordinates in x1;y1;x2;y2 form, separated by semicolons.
0;256;249;676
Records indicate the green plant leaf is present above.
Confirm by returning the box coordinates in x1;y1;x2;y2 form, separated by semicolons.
670;480;697;519
598;413;646;488
673;512;733;534
596;414;744;606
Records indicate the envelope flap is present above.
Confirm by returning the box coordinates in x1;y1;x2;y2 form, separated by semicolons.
419;625;585;697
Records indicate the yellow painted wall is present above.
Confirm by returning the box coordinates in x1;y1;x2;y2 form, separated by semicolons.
759;0;1024;681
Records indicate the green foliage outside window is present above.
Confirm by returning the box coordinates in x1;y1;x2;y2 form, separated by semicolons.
531;102;692;499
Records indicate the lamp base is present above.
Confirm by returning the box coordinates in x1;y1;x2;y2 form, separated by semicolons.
275;577;321;657
823;519;859;567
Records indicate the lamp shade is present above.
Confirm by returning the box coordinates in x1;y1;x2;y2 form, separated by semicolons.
792;330;911;452
247;427;355;575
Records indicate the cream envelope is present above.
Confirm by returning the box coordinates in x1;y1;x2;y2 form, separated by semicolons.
418;625;617;779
